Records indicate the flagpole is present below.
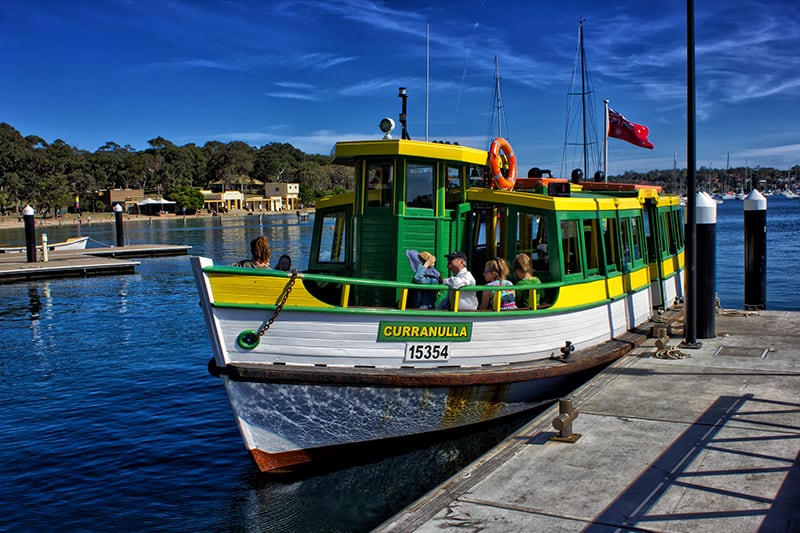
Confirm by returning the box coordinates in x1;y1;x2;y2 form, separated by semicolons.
603;100;609;182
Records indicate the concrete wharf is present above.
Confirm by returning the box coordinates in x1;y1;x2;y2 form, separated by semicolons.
0;244;190;283
379;309;800;532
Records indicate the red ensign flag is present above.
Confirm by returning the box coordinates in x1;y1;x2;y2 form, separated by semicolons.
608;108;654;149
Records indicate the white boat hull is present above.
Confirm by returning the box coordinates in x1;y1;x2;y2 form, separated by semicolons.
0;236;89;254
192;256;659;472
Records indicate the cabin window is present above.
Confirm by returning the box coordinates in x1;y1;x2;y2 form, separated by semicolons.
663;211;677;254
630;216;644;263
365;161;394;209
469;165;486;187
560;220;582;276
643;210;657;262
446;166;461;190
620;218;632;269
517;213;548;271
602;218;620;273
583;218;601;275
317;211;347;263
406;162;434;209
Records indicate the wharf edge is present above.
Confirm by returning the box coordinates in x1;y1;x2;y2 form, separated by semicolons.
378;309;800;532
0;244;190;283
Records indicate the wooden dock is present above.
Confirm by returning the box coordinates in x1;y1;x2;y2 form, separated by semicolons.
0;244;191;283
378;309;800;532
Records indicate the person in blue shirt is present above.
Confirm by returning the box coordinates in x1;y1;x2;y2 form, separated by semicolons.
406;250;441;309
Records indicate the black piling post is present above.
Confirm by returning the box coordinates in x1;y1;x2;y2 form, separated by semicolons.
744;190;767;310
114;203;125;247
696;192;716;338
23;205;36;263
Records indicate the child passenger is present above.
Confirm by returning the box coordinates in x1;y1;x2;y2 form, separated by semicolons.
481;257;517;310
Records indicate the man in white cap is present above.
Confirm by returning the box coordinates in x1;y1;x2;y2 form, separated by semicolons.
438;251;478;311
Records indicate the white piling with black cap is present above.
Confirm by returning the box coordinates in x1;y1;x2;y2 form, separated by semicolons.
696;192;716;338
113;203;125;247
23;205;36;263
744;190;767;310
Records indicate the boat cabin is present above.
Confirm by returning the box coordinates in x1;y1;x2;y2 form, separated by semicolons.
307;136;684;311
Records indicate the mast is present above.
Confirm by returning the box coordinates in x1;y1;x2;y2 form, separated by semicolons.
494;57;503;138
603;99;609;182
579;19;588;181
486;56;507;146
562;19;599;180
425;24;429;142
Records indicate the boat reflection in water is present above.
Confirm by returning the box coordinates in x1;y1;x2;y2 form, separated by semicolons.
229;406;552;532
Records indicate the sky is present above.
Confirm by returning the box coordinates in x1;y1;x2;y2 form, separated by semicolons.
2;0;799;176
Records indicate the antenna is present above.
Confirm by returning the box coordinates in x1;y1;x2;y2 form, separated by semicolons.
425;24;429;142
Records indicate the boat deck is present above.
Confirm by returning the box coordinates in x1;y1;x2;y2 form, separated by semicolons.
378;309;800;532
0;244;191;282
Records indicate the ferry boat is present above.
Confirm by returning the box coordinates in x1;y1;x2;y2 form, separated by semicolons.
190;96;685;474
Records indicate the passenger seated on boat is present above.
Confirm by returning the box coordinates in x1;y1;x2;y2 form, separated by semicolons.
437;251;479;311
513;253;543;308
405;250;442;309
276;254;292;271
233;236;271;268
480;258;517;310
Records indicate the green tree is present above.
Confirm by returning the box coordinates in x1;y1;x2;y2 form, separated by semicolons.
206;141;255;190
165;185;205;214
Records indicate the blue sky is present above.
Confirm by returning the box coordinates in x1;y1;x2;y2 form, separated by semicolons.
2;1;798;176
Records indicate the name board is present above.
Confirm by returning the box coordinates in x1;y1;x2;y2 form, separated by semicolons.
377;322;472;342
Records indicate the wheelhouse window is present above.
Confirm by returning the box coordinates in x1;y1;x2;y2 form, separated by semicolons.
365;160;394;209
317;211;347;263
446;166;461;190
406;162;434;209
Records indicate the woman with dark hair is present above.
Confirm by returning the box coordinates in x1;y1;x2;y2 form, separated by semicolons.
276;254;292;271
233;236;271;268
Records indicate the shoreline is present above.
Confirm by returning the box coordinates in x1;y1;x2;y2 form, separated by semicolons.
0;209;313;230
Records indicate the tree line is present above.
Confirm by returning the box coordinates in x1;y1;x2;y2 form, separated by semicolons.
2;121;796;216
0;123;353;216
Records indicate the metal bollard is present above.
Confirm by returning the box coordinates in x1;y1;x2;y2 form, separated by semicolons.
653;322;670;350
551;398;581;443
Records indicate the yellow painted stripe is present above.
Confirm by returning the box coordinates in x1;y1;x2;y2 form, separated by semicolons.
549;278;609;309
207;272;334;308
627;267;651;291
606;275;625;299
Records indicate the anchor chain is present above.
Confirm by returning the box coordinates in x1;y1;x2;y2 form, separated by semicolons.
255;269;298;338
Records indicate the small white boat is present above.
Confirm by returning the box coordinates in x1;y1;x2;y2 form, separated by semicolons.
0;236;89;254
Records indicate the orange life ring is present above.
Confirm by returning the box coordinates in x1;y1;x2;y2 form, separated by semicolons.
488;137;517;190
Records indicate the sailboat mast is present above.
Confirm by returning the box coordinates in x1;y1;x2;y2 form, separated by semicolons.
494;56;503;138
579;19;588;180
